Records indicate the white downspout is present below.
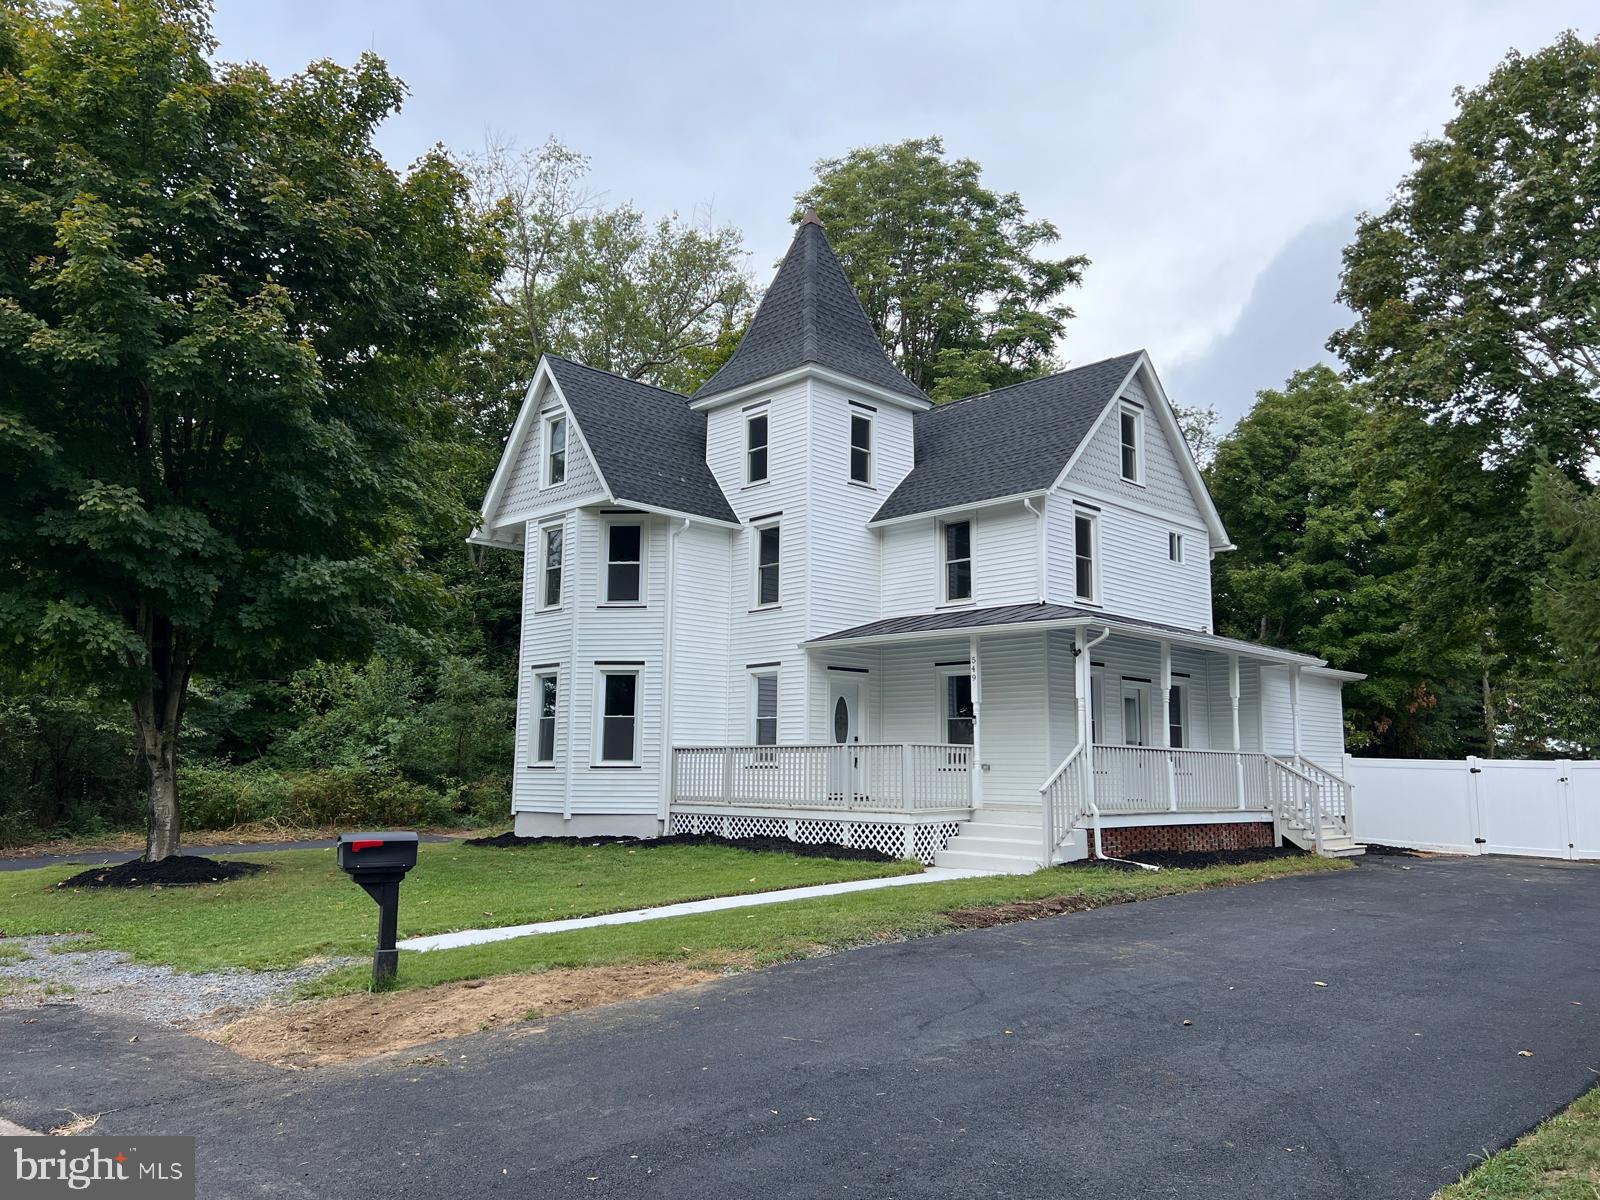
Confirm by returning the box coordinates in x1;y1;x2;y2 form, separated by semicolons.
658;517;691;833
1075;624;1151;868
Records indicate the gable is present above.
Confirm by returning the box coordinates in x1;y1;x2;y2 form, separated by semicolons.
479;372;607;537
1060;374;1205;528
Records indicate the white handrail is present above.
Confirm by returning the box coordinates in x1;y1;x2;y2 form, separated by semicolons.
1039;741;1089;864
1266;754;1323;854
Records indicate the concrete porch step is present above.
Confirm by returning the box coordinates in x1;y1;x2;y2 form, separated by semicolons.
934;847;1040;874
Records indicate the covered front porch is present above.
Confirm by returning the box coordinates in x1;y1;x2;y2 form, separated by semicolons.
668;605;1359;867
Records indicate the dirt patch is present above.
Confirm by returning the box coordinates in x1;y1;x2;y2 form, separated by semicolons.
946;894;1107;929
462;830;897;863
55;856;267;889
206;962;721;1067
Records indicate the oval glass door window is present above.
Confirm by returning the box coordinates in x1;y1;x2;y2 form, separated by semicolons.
833;696;849;744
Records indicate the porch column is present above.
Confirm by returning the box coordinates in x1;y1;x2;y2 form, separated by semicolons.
1229;654;1245;809
1076;626;1094;811
1159;640;1176;810
969;634;984;809
1290;665;1303;758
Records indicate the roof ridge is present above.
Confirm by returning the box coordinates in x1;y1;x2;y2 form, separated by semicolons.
922;349;1146;415
544;353;690;402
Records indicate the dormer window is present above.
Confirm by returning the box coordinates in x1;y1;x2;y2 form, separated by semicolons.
849;411;873;485
745;409;769;485
942;519;972;603
544;413;567;487
1119;408;1143;484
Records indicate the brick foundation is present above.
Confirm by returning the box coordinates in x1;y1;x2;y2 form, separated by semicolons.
1090;821;1276;858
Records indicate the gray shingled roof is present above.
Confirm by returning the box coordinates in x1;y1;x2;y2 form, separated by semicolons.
545;356;737;524
807;601;1325;663
870;351;1146;523
691;215;929;405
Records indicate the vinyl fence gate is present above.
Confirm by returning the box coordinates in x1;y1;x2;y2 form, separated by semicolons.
1344;756;1600;860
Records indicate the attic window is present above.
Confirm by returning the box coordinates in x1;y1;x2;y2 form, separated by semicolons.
745;410;769;485
544;413;567;488
1169;532;1184;563
1119;408;1143;484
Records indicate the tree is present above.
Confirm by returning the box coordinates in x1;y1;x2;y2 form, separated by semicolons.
1531;467;1600;680
1331;32;1600;753
1172;403;1220;469
796;136;1088;401
461;136;755;422
0;1;497;858
1206;368;1456;755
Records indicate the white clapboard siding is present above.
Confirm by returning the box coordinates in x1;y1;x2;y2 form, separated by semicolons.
1066;376;1205;528
879;501;1042;618
514;513;574;815
808;379;915;637
669;521;733;746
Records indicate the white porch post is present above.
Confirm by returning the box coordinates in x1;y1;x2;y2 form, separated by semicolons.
1229;654;1245;809
1159;640;1176;810
1290;665;1303;757
969;634;984;810
1075;626;1093;810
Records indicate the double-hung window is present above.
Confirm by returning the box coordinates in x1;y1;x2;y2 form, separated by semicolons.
944;673;975;746
597;669;638;764
1168;683;1187;749
1168;532;1184;563
545;413;567;487
745;410;769;485
849;412;873;484
1119;408;1143;483
540;524;564;609
606;523;642;603
754;521;781;607
1073;510;1099;603
532;672;559;764
752;673;778;746
942;519;972;603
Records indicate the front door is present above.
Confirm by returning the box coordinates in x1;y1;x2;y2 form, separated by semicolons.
1117;681;1159;806
828;679;861;799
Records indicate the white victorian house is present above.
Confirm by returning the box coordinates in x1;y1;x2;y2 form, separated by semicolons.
473;211;1365;872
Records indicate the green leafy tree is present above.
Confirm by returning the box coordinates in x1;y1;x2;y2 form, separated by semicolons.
1207;368;1458;754
1331;32;1600;753
0;1;497;858
462;136;755;423
796;136;1087;401
1531;467;1600;678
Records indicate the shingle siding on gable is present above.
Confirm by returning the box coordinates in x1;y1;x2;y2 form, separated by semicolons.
498;395;606;521
1062;376;1205;528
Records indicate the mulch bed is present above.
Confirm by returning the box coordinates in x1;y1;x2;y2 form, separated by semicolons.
56;855;268;889
1083;845;1309;871
462;830;897;863
1361;843;1429;857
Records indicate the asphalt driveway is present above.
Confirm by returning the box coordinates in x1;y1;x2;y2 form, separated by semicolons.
2;855;1597;1198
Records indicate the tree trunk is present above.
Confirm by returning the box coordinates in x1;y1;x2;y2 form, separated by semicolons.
130;613;191;862
1481;671;1497;760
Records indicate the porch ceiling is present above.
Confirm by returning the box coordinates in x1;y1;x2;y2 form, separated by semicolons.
804;601;1327;666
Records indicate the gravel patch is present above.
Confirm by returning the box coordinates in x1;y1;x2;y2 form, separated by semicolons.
0;935;356;1029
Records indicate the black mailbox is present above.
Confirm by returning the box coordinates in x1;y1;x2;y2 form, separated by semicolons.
336;831;419;987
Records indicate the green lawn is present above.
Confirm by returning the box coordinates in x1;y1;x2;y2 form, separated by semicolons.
0;842;918;972
1436;1084;1600;1199
300;851;1349;996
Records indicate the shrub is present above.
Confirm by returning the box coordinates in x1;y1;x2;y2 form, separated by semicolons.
179;764;293;829
284;768;453;828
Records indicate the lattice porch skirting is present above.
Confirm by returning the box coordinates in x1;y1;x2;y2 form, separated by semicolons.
668;808;965;864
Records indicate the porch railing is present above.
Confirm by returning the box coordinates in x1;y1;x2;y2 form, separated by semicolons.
671;743;973;813
1266;754;1324;853
1092;745;1274;813
1294;755;1353;834
1039;741;1091;863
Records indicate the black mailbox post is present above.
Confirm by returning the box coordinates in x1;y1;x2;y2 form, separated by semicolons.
336;831;419;987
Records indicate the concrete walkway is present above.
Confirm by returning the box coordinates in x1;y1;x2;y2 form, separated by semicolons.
399;865;992;951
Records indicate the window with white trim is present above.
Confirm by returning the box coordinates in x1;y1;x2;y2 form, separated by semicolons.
754;521;780;607
1169;531;1184;563
745;410;769;485
544;413;567;487
1073;511;1099;603
596;669;639;763
751;672;778;746
942;519;972;603
1090;671;1103;743
539;524;564;609
849;413;873;484
605;523;643;603
1120;408;1143;483
532;671;558;764
1168;682;1187;749
942;671;975;746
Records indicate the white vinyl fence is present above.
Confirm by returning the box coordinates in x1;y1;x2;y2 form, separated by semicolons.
1345;756;1600;860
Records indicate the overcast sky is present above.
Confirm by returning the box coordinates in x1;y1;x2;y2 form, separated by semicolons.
212;1;1594;427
